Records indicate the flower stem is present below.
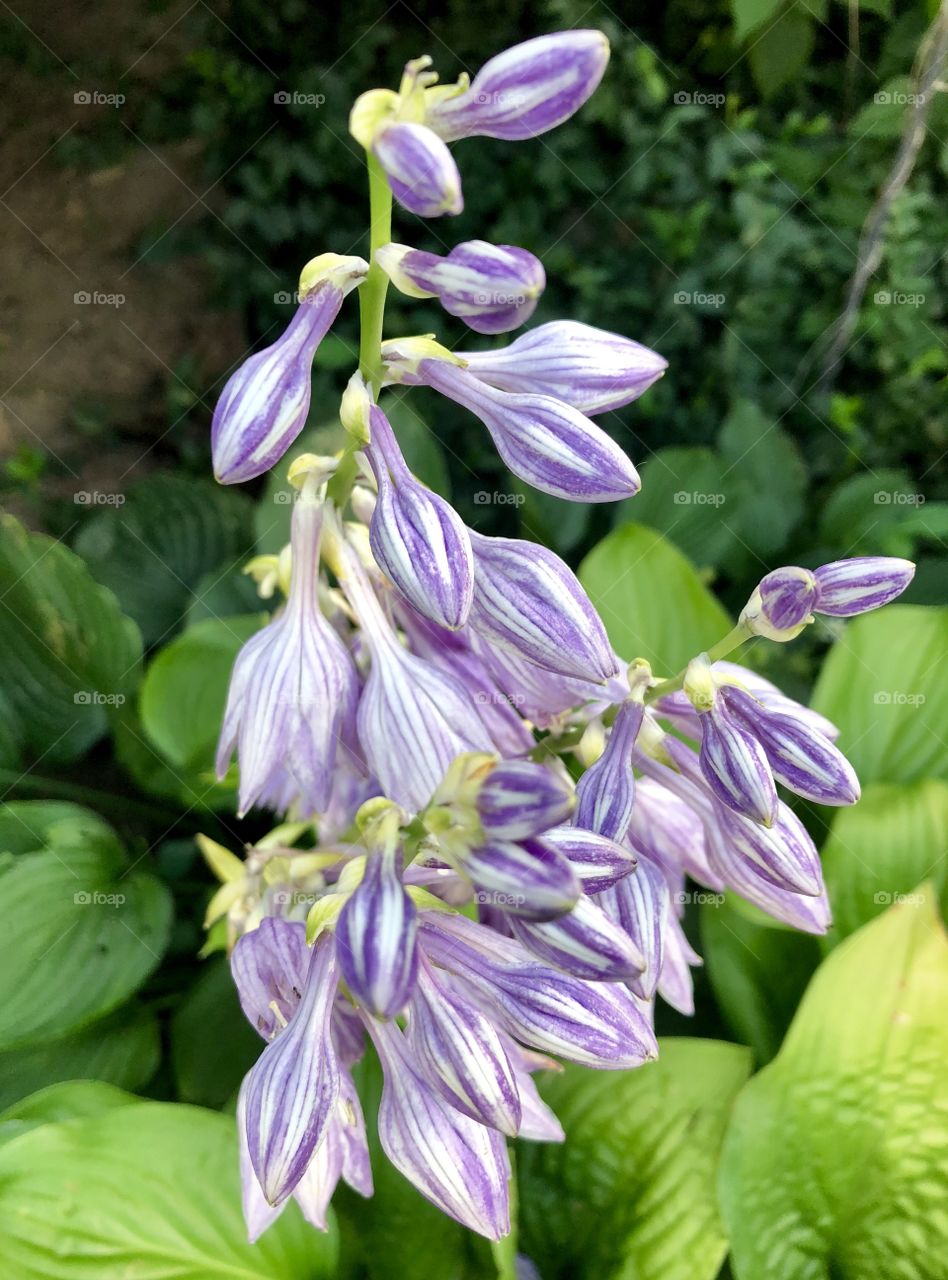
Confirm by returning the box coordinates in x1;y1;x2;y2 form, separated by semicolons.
327;151;393;508
644;623;751;704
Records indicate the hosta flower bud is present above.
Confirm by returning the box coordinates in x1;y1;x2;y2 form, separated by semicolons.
372;121;463;217
462;836;582;921
425;31;610;142
410;357;640;501
575;700;643;839
740;566;818;641
542;826;636;895
509;896;644;981
375;240;545;334
364;404;474;629
467;529;619;682
212;257;367;484
476;760;575;841
458;321;667;413
336;848;419;1019
813;556;915;616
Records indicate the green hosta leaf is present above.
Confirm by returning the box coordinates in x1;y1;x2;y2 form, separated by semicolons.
0;514;142;765
701;894;821;1064
518;1039;752;1280
615;446;740;572
719;401;806;557
0;1079;136;1147
73;474;256;645
0;800;109;856
386;393;453;498
0;805;173;1050
579;523;731;672
821;779;948;948
0;1005;159;1111
719;885;948;1280
139;613;265;804
516;480;592;555
0;1102;337;1279
171;957;262;1108
811;605;948;785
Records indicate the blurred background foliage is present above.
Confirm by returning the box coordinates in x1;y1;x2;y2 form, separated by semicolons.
0;0;946;1277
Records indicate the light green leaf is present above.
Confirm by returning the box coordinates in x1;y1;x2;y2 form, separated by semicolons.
821;779;948;948
719;885;948;1280
73;474;256;645
811;605;948;785
0;1005;159;1111
0;1102;337;1279
701;894;821;1064
579;522;731;672
747;8;815;96
0;514;142;765
518;1039;753;1280
139;614;265;797
172;958;262;1108
0;806;173;1050
0;1079;136;1147
731;0;784;41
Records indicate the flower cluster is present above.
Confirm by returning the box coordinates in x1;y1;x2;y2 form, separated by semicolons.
204;29;915;1245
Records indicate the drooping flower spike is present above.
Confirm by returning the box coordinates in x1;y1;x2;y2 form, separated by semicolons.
741;556;915;639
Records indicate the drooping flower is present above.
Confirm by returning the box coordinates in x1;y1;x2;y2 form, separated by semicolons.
376;240;545;334
364;402;474;629
424;31;610;142
372;122;464;217
457;320;667;413
212;256;367;484
740;556;915;638
336;845;419;1019
382;340;640;502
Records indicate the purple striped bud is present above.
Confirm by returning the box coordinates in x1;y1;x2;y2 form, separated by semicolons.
365;1015;511;1239
426;31;610;142
704;823;831;934
242;934;341;1205
468;530;619;682
698;700;778;827
407;956;521;1135
365;404;474;629
708;796;823;897
542;825;636;895
657;911;702;1016
741;566;818;641
421;913;657;1068
626;777;722;890
464;836;581;921
458;321;667;413
722;685;860;806
575;700;643;839
212;260;367;484
476;760;575;840
372;122;463;217
597;857;670;1000
394;355;640;501
231;917;308;1040
376;240;545;334
216;491;359;817
336;849;419;1018
509;896;644;981
813;556;915;616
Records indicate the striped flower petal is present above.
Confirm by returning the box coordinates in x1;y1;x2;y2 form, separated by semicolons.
698;701;778;827
372;121;463;217
597;857;670;1000
509;895;644;980
813;556;915;616
231;917;309;1040
366;1015;511;1239
542;825;636;894
242;933;341;1206
464;836;581;921
575;700;642;839
476;760;575;841
468;529;619;682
